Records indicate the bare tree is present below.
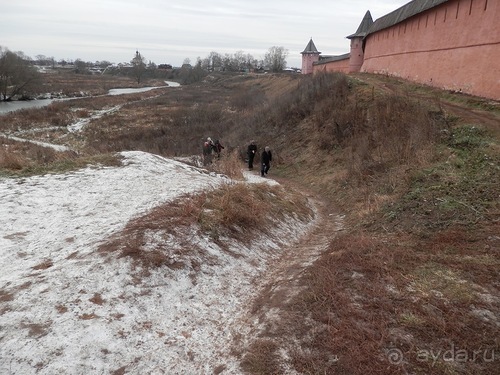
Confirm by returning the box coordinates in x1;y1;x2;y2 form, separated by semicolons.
234;50;247;71
35;54;47;65
74;58;88;74
198;50;260;72
131;50;146;84
203;51;223;71
147;60;157;70
264;46;288;72
0;47;40;101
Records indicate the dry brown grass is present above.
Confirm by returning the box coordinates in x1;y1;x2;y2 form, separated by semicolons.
210;149;245;180
110;366;127;375
0;146;25;170
1;72;304;176
0;133;123;176
21;321;52;338
35;71;167;97
79;313;99;320
32;259;54;270
55;304;68;314
89;293;105;305
2;70;498;374
240;339;282;375
236;73;499;375
244;227;499;374
0;290;15;303
98;181;312;274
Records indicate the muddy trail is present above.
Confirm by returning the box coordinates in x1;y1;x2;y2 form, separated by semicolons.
228;74;499;373
250;197;343;314
2;72;497;374
355;73;500;135
229;184;345;371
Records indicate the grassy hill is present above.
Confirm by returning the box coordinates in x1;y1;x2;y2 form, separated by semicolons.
238;73;500;375
1;71;499;374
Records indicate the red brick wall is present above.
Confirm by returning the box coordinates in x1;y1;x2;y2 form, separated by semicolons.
302;53;320;75
361;0;500;100
349;37;364;73
314;58;350;74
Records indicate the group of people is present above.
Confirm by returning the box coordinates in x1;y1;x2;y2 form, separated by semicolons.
247;140;272;177
202;137;224;166
202;137;273;177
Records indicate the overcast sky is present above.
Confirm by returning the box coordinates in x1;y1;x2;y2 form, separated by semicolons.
3;0;409;68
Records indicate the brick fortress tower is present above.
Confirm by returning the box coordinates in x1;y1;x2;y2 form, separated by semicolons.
347;11;373;73
301;38;321;74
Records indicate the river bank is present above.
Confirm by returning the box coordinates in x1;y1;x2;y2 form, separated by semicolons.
0;81;180;114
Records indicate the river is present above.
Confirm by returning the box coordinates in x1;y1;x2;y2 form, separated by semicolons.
0;99;56;114
0;81;180;114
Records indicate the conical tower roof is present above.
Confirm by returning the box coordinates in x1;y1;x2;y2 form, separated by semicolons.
301;38;321;54
347;11;373;39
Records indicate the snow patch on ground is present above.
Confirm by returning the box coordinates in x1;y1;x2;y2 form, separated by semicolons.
67;105;122;133
0;151;315;374
0;134;71;152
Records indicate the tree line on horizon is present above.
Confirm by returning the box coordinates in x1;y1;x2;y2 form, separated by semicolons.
0;45;290;101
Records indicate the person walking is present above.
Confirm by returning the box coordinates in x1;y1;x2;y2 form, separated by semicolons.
202;137;215;166
247;140;257;170
214;139;224;158
261;146;272;177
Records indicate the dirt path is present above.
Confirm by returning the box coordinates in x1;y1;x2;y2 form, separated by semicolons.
251;196;343;314
438;100;500;137
227;77;499;372
355;73;500;136
230;188;344;370
226;76;500;374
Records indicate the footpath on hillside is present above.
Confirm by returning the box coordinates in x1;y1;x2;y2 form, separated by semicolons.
224;177;345;372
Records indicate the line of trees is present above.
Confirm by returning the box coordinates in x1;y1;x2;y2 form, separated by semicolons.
0;44;290;100
130;46;289;86
196;46;289;73
0;47;40;101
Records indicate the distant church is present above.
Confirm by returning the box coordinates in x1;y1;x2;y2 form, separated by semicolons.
301;0;499;100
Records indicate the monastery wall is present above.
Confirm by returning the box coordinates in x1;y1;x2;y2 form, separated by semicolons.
302;54;319;75
314;58;350;74
361;0;500;100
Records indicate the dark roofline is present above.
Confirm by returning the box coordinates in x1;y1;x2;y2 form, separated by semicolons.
347;10;373;39
301;38;321;54
309;1;451;65
367;0;450;35
314;53;350;65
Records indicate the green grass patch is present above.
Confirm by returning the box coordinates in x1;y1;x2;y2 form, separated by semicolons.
0;153;123;178
383;125;499;231
410;263;475;304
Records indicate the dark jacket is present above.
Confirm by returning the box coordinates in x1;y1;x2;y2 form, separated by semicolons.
203;141;215;155
247;143;257;157
261;150;272;165
214;140;224;154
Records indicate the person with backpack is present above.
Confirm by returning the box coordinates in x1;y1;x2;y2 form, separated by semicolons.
202;137;215;166
247;140;257;170
261;146;272;177
214;139;224;158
